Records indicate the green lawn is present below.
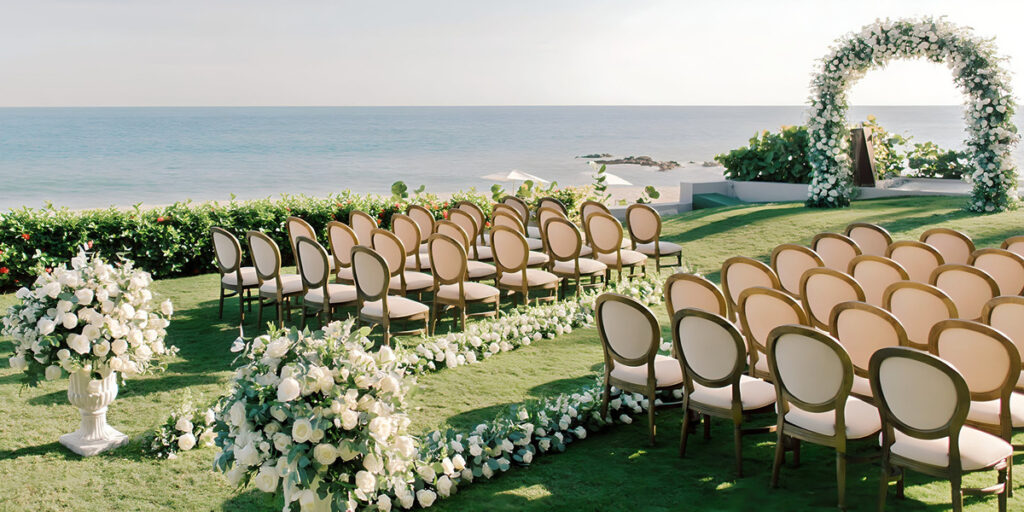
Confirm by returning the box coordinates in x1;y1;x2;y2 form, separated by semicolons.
2;196;1023;511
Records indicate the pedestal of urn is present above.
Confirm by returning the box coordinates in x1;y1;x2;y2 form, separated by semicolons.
59;370;129;456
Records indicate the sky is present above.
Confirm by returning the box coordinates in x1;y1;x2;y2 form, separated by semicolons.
0;0;1022;106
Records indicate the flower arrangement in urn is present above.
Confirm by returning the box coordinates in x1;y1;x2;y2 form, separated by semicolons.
2;251;176;456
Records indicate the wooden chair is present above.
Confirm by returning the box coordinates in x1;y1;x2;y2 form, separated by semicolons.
828;301;909;403
579;199;610;223
286;216;334;274
767;325;881;510
737;286;807;381
848;255;909;308
537;206;591;256
844;222;893;257
543;216;606;298
664;273;727;318
392;214;429;271
536;196;567;217
428;233;499;332
351;245;429;346
883;281;958;350
626;204;683;272
872;347;1011;512
970;248;1024;296
921;228;975;265
770;244;823;298
491;225;558;306
1000;235;1024;259
493;205;543;250
348;210;378;246
586;211;647;281
929;264;999;321
983;296;1024;393
247;231;303;329
721;256;781;322
210;227;259;323
886;240;944;283
456;201;489;247
434;220;496;281
673;308;776;477
326;221;359;285
405;204;436;255
597;293;682;445
493;211;549;267
449;208;491;261
812;232;862;272
369;229;434;298
295;236;356;329
500;195;534;237
798;267;866;330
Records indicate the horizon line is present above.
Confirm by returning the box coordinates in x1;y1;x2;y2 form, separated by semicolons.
0;104;967;108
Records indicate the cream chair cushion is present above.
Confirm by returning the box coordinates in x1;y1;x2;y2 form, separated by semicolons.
471;245;494;260
610;354;684;387
690;375;776;410
222;267;258;287
390;271;434;292
259;274;303;295
527;226;541;239
361;297;429;319
526;251;550;267
336;266;354;282
784;397;880;439
467;261;496;280
305;284;357;304
595;250;647;267
852;374;873;398
526;238;544;251
968;392;1024;428
551;258;607;276
635;241;682;256
406;254;431;270
888;426;1012;470
436;282;499;302
499;269;559;287
580;245;594;257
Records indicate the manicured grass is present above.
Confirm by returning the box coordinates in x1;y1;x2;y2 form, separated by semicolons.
1;195;1023;511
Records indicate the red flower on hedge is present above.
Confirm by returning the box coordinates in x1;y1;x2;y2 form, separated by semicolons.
0;267;8;274
157;217;165;222
21;233;29;240
44;267;53;274
442;211;449;219
87;240;94;249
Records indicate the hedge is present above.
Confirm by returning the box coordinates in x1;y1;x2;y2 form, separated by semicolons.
0;186;595;291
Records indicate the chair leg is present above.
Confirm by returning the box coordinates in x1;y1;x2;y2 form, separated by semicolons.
218;287;225;319
771;432;785;488
276;300;284;328
836;451;847;510
733;423;743;477
647;390;656;446
256;297;264;330
998;460;1008;512
792;438;801;467
679;407;691;457
300;306;307;330
951;474;962;512
703;414;711;440
599;382;610;419
878;460;889;512
238;290;245;325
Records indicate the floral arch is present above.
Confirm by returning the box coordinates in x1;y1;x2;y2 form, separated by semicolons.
806;17;1019;212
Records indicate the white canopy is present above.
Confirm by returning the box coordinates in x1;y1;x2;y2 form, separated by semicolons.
482;170;550;184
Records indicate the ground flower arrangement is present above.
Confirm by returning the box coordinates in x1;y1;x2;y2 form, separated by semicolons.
147;393;218;459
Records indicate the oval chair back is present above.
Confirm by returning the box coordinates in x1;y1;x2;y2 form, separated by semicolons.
435;220;471;251
349;210;378;246
405;205;435;246
929;264;999;321
456;201;487;239
664;273;727;318
771;244;824;298
882;281;958;350
812;233;862;272
1000;235;1024;259
585;211;624;256
295;236;330;293
970;248;1024;296
767;324;854;418
448;209;481;258
844;222;892;257
625;203;662;246
848;255;909;308
799;267;866;330
544;216;583;263
829;301;908;387
536;206;567;248
500;196;531;227
286;216;317;271
351;245;390;305
490;225;529;277
211;227;243;275
982;296;1024;392
738;286;807;380
870;347;969;442
537;196;567;216
673;307;747;401
327;221;359;275
886;240;944;283
392;214;425;270
580;200;610;224
246;231;283;284
721;256;781;321
428;233;467;286
921;228;975;265
492;210;527;236
491;204;522;226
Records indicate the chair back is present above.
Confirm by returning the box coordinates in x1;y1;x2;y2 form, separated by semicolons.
295;236;330;291
812;233;862;272
930;319;1020;403
799;267;866;329
428;234;467;286
770;244;823;297
349;210;378;245
870;347;970;443
391;214;422;258
370;228;407;277
537;196;567;216
500;196;530;227
768;325;853;415
886;240;944;283
536;206;567;244
1000;235;1024;258
970;248;1024;296
929;264;998;320
435;220;470;250
664;273;727;318
721;256;780;320
405;205;435;245
246;231;282;282
585;211;624;256
848;255;909;307
673;308;746;392
456;201;487;236
579;200;610;223
921;228;975;265
351;246;390;303
326;221;358;269
625;204;661;245
491;204;522;226
543;217;583;263
211;227;242;274
490;225;529;275
448;209;479;246
596;293;660;369
738;286;808;357
829;301;908;378
883;281;958;350
982;296;1024;390
492;210;527;235
845;223;892;257
286;216;317;267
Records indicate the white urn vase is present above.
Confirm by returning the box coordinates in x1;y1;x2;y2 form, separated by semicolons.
58;369;129;456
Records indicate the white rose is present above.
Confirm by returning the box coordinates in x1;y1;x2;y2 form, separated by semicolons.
376;494;392;512
416;489;437;508
273;432;292;453
43;281;61;299
234;442;260;467
291;418;313;443
92;340;110;357
199;430;216;447
441;457;455;476
355;470;376;494
368;417;393;441
313;443;337;466
225;465;246;486
61;312;78;330
270;406;288;422
265;338;289;359
229;401;247;427
177;432;197;451
67;333;91;355
363;452;384;474
36;317;56;336
436;475;454;497
253;465;280;493
45;365;62;380
277;377;301;402
451;454;466;471
56;348;71;362
75;288;94;305
111;338;128;355
160;300;174;317
394;436;416;458
341;409;359;430
378;375;400;394
175;416;194;433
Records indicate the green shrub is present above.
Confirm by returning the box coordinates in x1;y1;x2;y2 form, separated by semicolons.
860;115;909;180
907;141;970;179
715;125;813;183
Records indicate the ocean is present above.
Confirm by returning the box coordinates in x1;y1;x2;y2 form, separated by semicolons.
1;106;1020;210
